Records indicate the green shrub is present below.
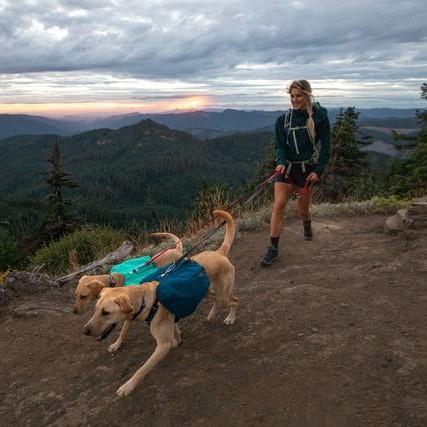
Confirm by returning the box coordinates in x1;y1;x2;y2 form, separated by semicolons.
0;229;20;271
30;226;127;275
371;195;411;213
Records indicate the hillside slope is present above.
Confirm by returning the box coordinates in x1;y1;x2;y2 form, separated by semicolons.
1;214;426;426
0;120;272;229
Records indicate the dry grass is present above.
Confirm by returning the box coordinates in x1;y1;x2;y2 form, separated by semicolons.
311;196;411;218
0;269;10;285
137;196;411;258
35;195;409;275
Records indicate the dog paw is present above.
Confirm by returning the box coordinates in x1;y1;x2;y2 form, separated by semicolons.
108;341;122;353
116;380;135;398
224;315;236;325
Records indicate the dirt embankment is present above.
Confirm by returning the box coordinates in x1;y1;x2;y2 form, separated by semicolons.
1;214;426;426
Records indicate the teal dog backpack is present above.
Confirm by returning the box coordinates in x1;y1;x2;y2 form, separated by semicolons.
110;256;160;286
141;259;210;320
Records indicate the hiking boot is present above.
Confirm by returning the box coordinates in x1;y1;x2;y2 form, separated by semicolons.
260;246;279;266
303;220;313;241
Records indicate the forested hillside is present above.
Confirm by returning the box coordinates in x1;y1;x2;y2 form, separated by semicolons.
0;120;272;232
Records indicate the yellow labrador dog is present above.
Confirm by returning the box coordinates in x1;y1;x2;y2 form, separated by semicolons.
83;210;238;398
73;232;183;314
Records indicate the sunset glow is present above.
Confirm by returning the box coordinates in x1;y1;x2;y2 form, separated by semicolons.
0;96;212;117
169;96;210;111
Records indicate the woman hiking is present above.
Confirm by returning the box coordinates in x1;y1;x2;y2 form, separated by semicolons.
261;79;331;266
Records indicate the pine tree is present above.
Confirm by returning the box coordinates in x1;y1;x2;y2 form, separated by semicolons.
319;107;373;202
387;83;427;196
41;141;79;240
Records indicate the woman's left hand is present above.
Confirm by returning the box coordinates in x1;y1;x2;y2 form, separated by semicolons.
306;172;319;182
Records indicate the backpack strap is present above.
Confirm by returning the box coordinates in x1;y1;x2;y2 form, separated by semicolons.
283;109;292;129
283;109;292;146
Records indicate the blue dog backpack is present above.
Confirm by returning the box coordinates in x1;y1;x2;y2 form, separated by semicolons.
141;259;210;319
110;256;160;286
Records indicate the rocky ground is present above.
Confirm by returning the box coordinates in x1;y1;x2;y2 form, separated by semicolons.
1;214;426;426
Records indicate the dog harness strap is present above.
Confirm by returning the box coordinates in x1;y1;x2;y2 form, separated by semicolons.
132;302;145;320
132;299;159;322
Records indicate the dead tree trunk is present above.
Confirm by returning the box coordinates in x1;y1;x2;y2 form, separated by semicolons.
56;240;134;286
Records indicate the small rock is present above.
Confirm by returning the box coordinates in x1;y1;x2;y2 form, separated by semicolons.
95;365;111;372
6;271;57;297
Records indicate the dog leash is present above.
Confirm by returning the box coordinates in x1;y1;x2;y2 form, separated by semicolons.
150;170;281;278
179;170;281;260
225;170;281;212
296;179;315;197
149;239;181;264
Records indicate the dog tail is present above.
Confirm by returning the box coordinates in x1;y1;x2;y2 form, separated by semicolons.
149;232;183;253
213;210;235;257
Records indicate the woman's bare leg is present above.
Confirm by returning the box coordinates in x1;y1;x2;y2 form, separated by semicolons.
261;182;293;266
270;182;293;237
297;188;313;221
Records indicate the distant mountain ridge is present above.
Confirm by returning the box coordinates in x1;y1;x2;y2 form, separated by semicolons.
0;114;80;139
85;109;281;135
0;108;419;140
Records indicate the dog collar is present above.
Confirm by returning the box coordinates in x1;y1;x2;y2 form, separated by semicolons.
109;274;117;287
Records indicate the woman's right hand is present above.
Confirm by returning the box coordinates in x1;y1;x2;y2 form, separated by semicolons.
275;164;286;174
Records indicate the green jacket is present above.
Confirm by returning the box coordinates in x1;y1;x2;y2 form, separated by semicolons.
274;103;331;176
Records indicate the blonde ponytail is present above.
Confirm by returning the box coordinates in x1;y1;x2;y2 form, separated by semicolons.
306;97;315;142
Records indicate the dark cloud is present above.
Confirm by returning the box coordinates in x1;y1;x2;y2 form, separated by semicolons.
0;0;425;109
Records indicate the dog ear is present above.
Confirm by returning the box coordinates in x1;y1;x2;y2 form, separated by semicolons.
87;280;104;297
114;295;134;315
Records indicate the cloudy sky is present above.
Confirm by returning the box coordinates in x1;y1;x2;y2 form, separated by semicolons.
0;0;426;117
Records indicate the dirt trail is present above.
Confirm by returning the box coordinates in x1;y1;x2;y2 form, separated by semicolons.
1;214;426;426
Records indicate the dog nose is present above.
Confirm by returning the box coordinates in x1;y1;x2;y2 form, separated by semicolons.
72;306;78;314
83;325;91;336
